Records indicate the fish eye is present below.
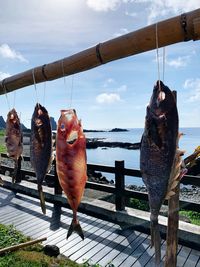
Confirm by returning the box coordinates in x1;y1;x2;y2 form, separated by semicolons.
60;123;65;131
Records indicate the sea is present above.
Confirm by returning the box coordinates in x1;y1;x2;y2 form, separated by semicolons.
85;128;200;186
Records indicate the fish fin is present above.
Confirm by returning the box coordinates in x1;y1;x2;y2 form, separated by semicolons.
67;219;84;240
150;216;161;266
38;185;46;214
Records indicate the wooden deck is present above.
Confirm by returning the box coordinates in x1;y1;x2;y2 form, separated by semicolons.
0;187;200;267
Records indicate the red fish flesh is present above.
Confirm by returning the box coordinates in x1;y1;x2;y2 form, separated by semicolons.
56;109;87;240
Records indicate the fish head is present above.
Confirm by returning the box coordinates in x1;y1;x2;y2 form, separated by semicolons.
57;109;82;144
149;80;176;118
147;81;178;149
33;103;49;128
7;108;19;124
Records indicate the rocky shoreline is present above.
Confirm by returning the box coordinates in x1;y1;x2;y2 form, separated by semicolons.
88;169;200;204
86;138;140;149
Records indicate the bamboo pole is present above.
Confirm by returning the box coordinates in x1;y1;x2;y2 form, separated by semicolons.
0;237;47;255
0;8;200;95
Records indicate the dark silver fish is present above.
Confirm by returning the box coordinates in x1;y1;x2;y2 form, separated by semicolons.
140;81;184;266
30;103;52;214
5;109;23;183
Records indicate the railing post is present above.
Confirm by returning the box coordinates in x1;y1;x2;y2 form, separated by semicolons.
115;160;125;211
53;159;62;195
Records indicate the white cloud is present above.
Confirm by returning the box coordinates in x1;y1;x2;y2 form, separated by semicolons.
183;78;200;102
135;0;200;24
96;93;121;104
166;56;190;68
113;28;129;37
0;44;28;63
86;0;120;12
0;71;11;80
117;84;127;92
125;11;137;17
103;78;115;87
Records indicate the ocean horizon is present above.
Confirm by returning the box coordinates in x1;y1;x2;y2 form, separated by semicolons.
85;127;200;185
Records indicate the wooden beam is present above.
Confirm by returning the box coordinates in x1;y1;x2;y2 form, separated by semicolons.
0;8;200;94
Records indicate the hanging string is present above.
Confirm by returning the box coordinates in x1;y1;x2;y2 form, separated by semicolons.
69;75;74;108
43;81;46;106
13;90;16;109
155;23;161;91
61;59;67;87
3;84;11;111
162;47;166;82
32;69;39;106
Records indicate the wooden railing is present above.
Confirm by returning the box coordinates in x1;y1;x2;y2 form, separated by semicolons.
0;153;199;212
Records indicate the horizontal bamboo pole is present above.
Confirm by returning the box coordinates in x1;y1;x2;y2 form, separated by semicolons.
0;237;47;255
0;8;200;95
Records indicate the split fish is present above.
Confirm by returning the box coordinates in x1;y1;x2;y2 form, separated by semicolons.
56;109;87;240
140;81;185;266
30;103;52;214
5;109;23;183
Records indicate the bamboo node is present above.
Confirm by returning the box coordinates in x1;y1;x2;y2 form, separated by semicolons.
42;64;48;80
180;13;189;41
96;43;104;64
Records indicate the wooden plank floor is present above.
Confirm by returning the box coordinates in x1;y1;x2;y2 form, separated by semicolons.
0;187;200;267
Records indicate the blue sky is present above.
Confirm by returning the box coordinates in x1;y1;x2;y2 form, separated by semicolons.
0;0;199;129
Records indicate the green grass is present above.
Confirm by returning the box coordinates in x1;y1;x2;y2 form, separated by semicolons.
126;198;200;226
180;210;200;226
0;144;7;153
0;224;103;267
0;130;5;136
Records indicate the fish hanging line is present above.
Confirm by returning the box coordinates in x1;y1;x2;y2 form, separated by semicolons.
155;23;166;91
2;82;11;111
43;81;46;106
61;59;74;108
32;68;40;107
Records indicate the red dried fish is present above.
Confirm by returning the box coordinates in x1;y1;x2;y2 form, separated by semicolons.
56;109;87;240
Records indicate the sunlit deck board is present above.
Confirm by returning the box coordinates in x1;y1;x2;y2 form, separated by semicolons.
0;187;200;267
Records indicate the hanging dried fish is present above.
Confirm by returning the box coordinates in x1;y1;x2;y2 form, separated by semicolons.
5;109;23;183
56;109;87;239
140;81;185;266
30;103;52;214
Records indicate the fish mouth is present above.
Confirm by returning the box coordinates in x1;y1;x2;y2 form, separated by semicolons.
67;131;78;145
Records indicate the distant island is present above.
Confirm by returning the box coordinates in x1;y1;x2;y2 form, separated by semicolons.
109;128;129;132
83;128;129;133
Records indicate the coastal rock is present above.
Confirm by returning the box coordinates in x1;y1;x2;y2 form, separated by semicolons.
86;138;140;150
109;128;129;132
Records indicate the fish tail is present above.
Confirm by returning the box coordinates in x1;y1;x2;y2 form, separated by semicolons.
150;214;161;266
38;185;46;214
67;215;84;240
12;160;18;183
